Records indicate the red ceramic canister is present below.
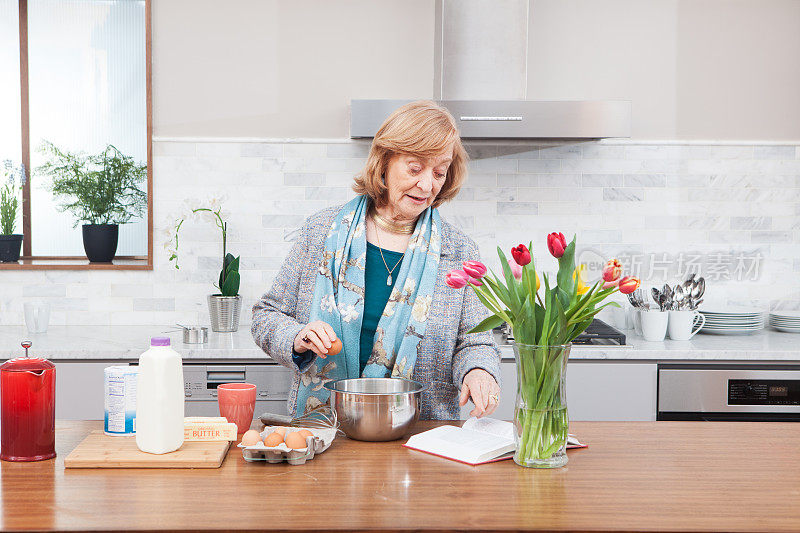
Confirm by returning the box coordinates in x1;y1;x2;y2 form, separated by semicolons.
0;342;56;461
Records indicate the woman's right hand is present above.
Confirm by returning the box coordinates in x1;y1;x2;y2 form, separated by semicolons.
293;321;337;358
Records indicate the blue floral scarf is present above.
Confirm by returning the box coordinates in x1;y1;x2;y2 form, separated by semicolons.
295;195;441;415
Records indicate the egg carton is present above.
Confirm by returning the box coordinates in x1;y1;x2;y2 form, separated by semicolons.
238;426;337;465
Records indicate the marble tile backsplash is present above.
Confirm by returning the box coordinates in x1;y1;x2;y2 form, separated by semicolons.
1;139;798;327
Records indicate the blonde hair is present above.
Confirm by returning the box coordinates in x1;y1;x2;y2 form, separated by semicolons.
352;100;468;209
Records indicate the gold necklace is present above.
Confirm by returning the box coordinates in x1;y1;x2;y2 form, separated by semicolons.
372;222;404;286
371;209;415;235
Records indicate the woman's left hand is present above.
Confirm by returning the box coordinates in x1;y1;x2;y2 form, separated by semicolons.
459;368;501;418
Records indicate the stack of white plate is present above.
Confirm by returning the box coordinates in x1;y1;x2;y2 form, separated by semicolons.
768;310;800;333
699;307;766;335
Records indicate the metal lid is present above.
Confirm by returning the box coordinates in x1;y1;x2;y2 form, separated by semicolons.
0;357;55;372
1;341;54;371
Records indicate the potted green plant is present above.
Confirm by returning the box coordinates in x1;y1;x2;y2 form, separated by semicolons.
0;160;24;263
37;141;147;262
169;202;242;332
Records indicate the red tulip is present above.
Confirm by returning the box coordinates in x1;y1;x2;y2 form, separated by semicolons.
468;276;483;287
445;270;470;289
547;232;567;258
462;260;487;279
511;244;531;266
508;259;522;281
602;258;622;283
618;276;640;294
602;279;619;289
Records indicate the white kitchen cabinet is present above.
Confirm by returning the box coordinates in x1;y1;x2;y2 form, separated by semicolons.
462;360;657;422
54;361;114;420
566;362;657;421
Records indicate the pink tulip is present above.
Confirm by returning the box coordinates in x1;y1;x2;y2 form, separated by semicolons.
468;276;483;287
602;279;619;289
602;258;622;283
462;260;487;279
508;259;523;281
618;276;641;294
547;232;567;258
445;270;470;289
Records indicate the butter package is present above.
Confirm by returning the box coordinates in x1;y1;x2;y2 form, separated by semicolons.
183;417;237;441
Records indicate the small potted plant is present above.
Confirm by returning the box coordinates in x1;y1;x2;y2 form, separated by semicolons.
0;160;24;263
169;201;242;332
37;141;147;262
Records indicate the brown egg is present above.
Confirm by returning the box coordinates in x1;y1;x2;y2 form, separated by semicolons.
263;432;284;447
272;426;287;436
297;429;313;439
327;338;342;356
240;429;261;447
284;431;308;449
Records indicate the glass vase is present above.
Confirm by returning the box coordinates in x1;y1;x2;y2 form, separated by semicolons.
512;342;571;468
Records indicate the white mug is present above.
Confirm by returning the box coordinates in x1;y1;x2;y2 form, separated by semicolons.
24;301;51;334
668;310;705;340
640;309;669;342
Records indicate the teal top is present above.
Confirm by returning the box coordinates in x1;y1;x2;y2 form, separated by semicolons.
359;242;403;373
291;242;404;373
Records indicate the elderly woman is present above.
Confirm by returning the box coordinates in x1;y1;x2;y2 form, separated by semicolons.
251;100;500;420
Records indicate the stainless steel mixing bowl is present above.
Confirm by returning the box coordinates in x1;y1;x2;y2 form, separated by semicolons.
323;377;429;441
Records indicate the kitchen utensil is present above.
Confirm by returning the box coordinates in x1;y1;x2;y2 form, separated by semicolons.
640;310;669;341
217;382;257;434
667;310;705;340
1;341;56;461
673;284;685;310
259;404;341;431
65;431;230;468
651;288;662;310
23;302;50;334
693;277;705;301
324;377;428;441
177;324;208;344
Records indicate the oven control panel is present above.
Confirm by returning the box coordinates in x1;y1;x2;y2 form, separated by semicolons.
729;379;800;405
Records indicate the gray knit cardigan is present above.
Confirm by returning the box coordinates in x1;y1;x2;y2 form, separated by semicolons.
251;204;501;420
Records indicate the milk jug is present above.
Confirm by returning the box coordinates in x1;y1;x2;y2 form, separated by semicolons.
136;337;184;454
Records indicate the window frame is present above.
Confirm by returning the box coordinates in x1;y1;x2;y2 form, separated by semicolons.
2;0;153;271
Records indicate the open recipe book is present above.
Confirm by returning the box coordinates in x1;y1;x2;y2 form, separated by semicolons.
403;417;587;466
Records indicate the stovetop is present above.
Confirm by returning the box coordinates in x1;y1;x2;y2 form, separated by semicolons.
497;319;627;346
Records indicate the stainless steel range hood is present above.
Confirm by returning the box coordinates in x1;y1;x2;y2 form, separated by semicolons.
351;99;631;139
350;0;631;140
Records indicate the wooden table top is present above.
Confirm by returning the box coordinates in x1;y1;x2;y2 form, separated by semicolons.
1;420;799;532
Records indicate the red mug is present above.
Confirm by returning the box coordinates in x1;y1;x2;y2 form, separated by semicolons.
217;383;256;433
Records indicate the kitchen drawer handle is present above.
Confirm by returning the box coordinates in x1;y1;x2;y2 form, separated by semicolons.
459;116;523;122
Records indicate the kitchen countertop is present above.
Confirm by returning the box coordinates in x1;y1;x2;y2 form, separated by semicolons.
2;419;798;531
1;325;798;362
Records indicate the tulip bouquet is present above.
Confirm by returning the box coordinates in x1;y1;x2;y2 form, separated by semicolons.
446;233;640;468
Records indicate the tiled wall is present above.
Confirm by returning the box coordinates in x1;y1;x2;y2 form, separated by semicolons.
1;139;798;326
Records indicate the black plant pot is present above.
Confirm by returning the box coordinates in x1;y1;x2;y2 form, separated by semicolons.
82;224;119;263
0;234;23;263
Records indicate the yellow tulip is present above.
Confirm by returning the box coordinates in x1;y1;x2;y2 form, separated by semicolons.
536;272;541;292
573;264;589;295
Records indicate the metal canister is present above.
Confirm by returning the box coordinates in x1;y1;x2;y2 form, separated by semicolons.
104;366;138;436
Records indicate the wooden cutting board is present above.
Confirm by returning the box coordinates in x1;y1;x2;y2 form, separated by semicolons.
65;431;231;469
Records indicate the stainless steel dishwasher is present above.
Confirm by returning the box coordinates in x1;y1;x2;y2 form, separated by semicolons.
183;363;294;418
657;363;800;421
